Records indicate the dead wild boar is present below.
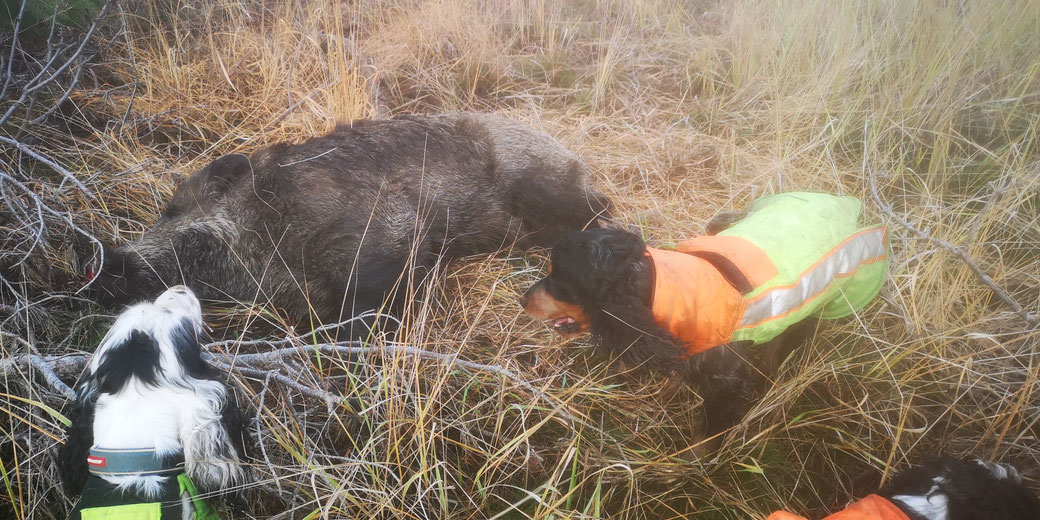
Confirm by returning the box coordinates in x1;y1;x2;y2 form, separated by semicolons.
87;113;611;334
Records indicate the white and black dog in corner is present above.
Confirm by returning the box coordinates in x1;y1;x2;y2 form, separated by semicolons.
769;456;1040;520
58;285;250;519
879;457;1040;520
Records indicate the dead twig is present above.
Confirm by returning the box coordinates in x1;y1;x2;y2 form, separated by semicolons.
864;164;1038;330
861;119;1037;329
0;353;78;399
0;171;105;293
0;0;29;102
23;1;110;96
209;359;344;409
0;1;110;127
222;342;580;425
207;312;393;349
0;136;95;199
29;56;91;125
1;341;580;426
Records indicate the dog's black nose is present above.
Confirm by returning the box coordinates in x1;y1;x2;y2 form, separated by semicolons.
518;295;528;308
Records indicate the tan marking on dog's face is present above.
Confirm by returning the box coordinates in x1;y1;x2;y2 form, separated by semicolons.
521;280;591;337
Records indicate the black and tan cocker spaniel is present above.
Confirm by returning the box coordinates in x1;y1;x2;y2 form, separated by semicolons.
521;192;889;440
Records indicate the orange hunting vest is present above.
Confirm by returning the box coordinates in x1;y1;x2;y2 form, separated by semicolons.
766;494;910;520
645;193;889;357
646;235;776;355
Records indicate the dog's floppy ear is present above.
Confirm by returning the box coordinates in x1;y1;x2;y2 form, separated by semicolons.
57;379;99;495
181;381;248;492
168;317;248;492
168;317;220;382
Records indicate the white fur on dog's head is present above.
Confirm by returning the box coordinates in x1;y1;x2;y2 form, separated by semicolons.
88;285;203;383
61;286;246;499
890;477;950;520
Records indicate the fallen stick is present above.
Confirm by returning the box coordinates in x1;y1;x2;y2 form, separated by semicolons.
1;341;579;425
861;120;1038;329
867;168;1038;329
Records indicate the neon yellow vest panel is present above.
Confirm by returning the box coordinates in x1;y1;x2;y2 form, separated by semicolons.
719;192;889;345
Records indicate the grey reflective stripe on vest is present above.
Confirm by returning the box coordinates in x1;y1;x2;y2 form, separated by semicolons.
87;447;183;477
739;227;888;328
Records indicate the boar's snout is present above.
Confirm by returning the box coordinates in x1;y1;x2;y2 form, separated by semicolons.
83;247;154;308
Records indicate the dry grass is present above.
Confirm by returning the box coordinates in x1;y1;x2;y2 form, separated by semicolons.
2;0;1039;518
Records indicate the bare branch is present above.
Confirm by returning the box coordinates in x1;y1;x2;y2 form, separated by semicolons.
862;141;1038;329
24;1;111;95
0;0;29;102
868;170;1037;328
206;312;397;348
30;56;91;125
0;341;580;425
0;171;104;293
0;136;95;199
219;342;579;425
0;352;78;399
209;359;344;409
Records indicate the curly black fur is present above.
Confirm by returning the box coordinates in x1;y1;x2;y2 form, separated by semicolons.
537;228;766;437
879;457;1040;520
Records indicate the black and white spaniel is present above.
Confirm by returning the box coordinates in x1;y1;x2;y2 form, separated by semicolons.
769;456;1040;520
878;457;1040;520
58;285;249;519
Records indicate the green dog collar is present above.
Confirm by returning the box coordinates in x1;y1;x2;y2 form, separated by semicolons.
87;447;184;477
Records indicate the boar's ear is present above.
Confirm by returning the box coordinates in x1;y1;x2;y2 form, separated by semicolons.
194;153;251;200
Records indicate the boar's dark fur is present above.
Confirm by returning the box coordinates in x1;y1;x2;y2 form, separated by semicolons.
90;113;611;335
